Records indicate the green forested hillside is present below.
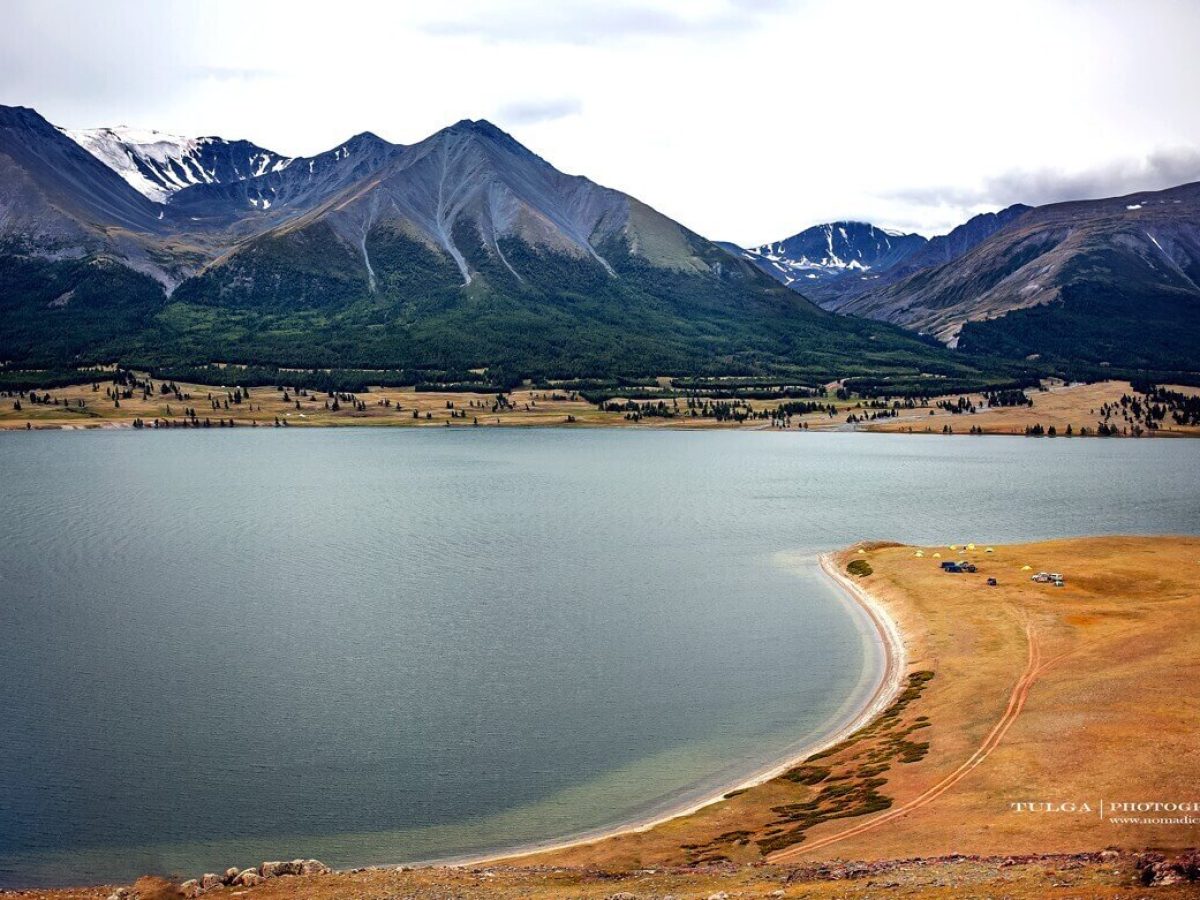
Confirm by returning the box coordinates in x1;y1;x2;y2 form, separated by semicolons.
958;247;1200;372
3;227;991;384
0;252;167;366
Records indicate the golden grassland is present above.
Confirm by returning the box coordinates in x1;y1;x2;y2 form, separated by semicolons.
18;536;1200;899
863;380;1200;437
0;379;776;430
2;376;1198;436
0;381;612;430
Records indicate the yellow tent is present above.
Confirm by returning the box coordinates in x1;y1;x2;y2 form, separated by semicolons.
915;550;925;557
857;549;866;554
949;544;958;550
967;543;976;550
1021;565;1032;571
933;552;942;558
985;547;994;553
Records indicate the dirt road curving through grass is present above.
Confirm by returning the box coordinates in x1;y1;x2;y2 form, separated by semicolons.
769;610;1044;862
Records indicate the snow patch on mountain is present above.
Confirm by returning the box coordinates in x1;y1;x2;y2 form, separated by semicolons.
741;222;927;287
62;126;292;203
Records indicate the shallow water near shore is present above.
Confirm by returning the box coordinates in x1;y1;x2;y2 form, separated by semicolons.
1;429;1198;887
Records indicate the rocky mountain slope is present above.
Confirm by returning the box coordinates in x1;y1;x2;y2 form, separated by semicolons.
168;119;957;376
815;204;1034;325
196;118;719;293
736;207;1033;311
734;194;1200;373
891;204;1032;275
823;185;1200;365
949;185;1200;369
0;105;165;243
165;131;403;231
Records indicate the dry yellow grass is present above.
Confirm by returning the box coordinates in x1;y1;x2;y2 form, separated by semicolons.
860;380;1200;437
0;378;770;431
0;380;603;430
3;376;1197;436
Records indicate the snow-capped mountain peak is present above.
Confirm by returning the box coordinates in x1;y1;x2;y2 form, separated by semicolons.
748;222;924;275
62;125;292;203
735;221;928;296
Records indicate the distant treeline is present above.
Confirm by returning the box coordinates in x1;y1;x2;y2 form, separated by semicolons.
0;368;116;391
1057;364;1200;389
144;365;526;394
1126;383;1200;428
842;374;1043;399
5;359;1198;406
669;380;824;399
568;379;826;405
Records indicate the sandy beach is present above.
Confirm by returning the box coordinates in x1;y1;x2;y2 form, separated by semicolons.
440;550;910;869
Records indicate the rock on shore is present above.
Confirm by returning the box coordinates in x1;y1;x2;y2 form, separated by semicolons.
111;859;331;899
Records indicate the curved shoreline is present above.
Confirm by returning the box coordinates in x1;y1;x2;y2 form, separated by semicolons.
0;550;909;889
429;549;909;870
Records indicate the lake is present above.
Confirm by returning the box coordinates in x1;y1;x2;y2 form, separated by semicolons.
1;429;1198;887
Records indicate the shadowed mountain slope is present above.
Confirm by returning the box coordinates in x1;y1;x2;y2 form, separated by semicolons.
835;185;1200;361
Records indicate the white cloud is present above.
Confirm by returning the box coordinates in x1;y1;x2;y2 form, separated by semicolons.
422;0;791;44
496;98;583;125
887;149;1200;211
2;0;1199;243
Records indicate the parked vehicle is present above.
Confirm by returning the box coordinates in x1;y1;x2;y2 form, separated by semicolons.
1031;571;1065;586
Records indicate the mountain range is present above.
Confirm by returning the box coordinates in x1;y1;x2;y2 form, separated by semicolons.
2;101;1198;382
729;206;1033;311
731;189;1200;372
724;222;927;300
0;104;963;382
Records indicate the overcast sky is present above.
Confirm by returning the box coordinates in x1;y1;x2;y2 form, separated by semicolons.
3;0;1199;243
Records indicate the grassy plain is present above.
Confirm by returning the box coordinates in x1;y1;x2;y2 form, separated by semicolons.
0;381;616;430
861;380;1200;436
3;376;1198;436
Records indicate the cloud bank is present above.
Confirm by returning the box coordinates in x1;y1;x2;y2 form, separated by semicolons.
422;0;791;44
497;98;583;125
888;148;1200;213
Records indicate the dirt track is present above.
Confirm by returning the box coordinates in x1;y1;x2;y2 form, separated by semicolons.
771;609;1050;862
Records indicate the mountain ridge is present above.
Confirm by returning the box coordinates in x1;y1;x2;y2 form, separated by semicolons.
733;221;928;301
1;103;964;381
62;126;292;203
